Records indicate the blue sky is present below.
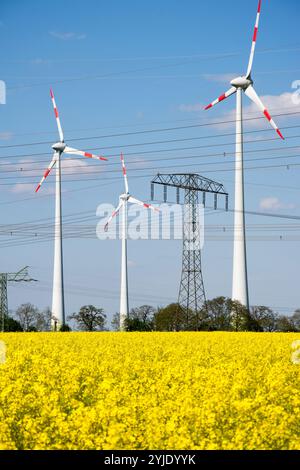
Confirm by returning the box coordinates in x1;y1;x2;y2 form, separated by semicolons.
0;0;300;323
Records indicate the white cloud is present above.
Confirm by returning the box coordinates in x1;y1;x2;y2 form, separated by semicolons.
10;156;99;194
10;158;53;195
259;197;296;212
202;73;237;84
11;183;40;194
180;92;300;132
49;31;86;41
218;92;300;130
61;157;96;175
0;131;13;140
179;103;203;112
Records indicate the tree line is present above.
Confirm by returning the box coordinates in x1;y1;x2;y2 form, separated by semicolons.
3;298;300;332
2;304;105;332
116;298;300;332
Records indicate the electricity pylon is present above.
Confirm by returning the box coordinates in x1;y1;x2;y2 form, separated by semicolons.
0;266;37;332
151;173;228;329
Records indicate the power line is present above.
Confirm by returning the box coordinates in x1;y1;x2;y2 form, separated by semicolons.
0;109;299;150
6;56;224;92
1;126;300;167
0;152;300;187
7;45;300;64
1;203;300;250
2;151;300;182
7;43;300;92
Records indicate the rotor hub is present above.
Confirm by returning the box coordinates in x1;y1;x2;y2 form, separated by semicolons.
230;75;253;89
120;193;130;201
52;142;66;152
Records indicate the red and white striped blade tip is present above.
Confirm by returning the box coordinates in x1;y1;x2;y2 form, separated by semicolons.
144;203;160;212
263;109;285;140
204;93;226;110
258;0;262;13
252;0;262;45
277;129;284;140
246;0;262;77
84;152;107;161
203;88;236;110
35;184;41;193
84;150;108;161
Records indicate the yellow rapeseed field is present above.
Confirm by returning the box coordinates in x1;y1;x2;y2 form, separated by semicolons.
0;332;300;450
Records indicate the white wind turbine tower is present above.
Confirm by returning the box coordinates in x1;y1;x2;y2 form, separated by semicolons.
35;89;107;330
204;0;284;310
105;153;158;331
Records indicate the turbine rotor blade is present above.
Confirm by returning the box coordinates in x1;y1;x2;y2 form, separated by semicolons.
128;196;159;212
104;200;124;232
50;88;64;142
246;0;262;78
64;146;107;161
244;85;284;140
35;153;57;193
121;153;129;193
204;87;236;110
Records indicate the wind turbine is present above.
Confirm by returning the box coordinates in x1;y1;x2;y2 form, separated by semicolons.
35;89;107;330
105;153;158;331
204;0;284;310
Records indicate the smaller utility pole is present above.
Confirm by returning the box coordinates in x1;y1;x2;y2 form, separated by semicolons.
0;266;37;332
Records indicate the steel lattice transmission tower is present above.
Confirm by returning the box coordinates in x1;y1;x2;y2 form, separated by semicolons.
151;174;228;329
0;266;37;332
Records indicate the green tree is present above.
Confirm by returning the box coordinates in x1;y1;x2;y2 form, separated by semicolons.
68;305;106;331
59;323;71;332
125;305;155;331
154;303;186;331
250;306;277;332
112;306;155;331
276;315;297;332
231;300;253;332
125;317;153;331
291;310;300;331
205;297;232;331
204;297;255;332
4;314;23;332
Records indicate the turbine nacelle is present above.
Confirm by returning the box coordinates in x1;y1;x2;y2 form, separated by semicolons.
230;76;253;89
52;142;66;152
120;193;130;202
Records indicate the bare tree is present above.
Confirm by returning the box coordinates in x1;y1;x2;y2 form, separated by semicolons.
68;305;106;331
130;305;154;323
15;303;39;331
111;312;120;331
35;307;52;331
